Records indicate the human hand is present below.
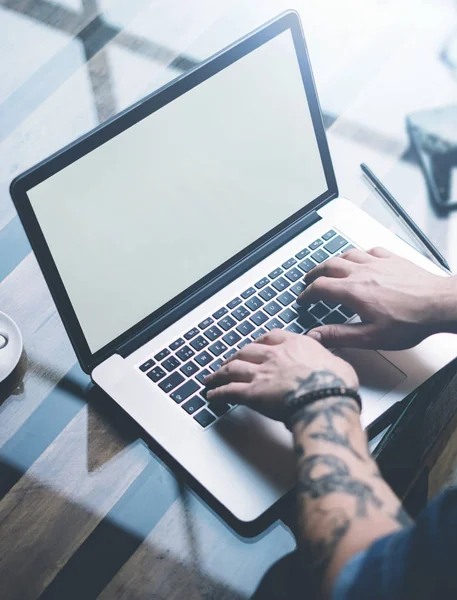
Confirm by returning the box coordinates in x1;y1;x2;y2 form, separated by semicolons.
204;330;358;421
298;247;455;350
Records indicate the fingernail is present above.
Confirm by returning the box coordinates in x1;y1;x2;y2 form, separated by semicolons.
308;330;322;342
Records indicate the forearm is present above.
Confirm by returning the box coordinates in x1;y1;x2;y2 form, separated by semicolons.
292;396;411;599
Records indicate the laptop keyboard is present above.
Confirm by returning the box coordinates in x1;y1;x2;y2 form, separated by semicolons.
139;230;356;429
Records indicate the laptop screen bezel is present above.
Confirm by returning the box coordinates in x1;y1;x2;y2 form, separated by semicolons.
10;10;337;373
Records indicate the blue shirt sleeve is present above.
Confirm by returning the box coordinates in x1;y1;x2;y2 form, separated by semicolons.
332;488;457;600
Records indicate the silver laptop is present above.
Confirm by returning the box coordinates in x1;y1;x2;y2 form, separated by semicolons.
11;11;457;523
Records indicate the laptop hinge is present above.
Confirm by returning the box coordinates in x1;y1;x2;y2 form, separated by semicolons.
117;209;321;359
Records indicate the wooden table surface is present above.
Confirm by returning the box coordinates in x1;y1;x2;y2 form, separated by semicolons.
2;1;457;598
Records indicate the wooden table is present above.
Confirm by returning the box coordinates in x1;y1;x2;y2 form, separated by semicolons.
1;1;457;598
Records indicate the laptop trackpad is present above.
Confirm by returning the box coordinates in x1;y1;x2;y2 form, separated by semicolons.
333;348;407;406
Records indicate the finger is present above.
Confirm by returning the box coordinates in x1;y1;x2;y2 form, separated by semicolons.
340;248;376;264
305;257;356;285
297;277;350;307
367;246;392;259
224;343;270;365
204;360;255;388
254;329;289;345
206;382;250;403
307;322;379;349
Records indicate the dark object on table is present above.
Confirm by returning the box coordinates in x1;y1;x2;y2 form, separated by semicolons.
361;163;451;271
406;106;457;212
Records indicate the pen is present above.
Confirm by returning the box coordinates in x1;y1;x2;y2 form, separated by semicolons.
360;162;451;272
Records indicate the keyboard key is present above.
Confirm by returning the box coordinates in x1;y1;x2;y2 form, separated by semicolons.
322;229;337;241
171;379;200;403
311;249;329;264
232;306;250;321
227;297;241;309
277;291;295;306
198;317;213;330
195;350;212;367
180;361;199;377
210;358;224;372
322;310;347;325
324;235;348;254
209;341;228;356
162;356;180;372
190;335;209;351
236;320;255;336
297;312;319;331
295;248;310;259
139;358;155;372
196;369;211;384
170;338;185;351
194;408;216;428
255;277;269;289
285;267;302;282
159;371;184;393
252;328;267;340
238;338;252;349
298;258;316;273
184;328;199;340
241;287;256;299
266;318;284;331
245;296;263;311
250;310;268;326
340;305;356;318
272;277;289;292
279;308;298;323
154;348;170;361
223;331;242;346
212;307;228;319
205;326;222;341
286;322;305;334
223;348;237;360
176;346;194;361
310;302;330;319
182;395;205;413
309;239;323;250
290;281;306;296
208;401;230;417
282;258;297;269
341;244;355;252
264;301;281;316
324;300;340;309
218;316;236;331
147;366;166;382
268;267;283;279
199;387;208;400
259;286;277;301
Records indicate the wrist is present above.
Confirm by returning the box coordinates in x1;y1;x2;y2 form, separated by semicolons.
427;275;457;335
290;395;362;435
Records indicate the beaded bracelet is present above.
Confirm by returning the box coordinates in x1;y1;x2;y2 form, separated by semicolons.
284;386;362;431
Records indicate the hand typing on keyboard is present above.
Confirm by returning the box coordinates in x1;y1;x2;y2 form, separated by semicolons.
204;329;358;421
298;247;457;350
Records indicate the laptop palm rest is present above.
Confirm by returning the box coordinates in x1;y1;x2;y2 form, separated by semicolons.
334;348;407;409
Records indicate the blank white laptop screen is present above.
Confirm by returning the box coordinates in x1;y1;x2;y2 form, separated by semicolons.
27;30;327;353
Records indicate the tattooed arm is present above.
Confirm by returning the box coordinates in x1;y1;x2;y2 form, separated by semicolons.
291;388;409;597
205;330;412;599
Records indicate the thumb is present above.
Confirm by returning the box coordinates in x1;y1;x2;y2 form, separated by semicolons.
307;322;378;349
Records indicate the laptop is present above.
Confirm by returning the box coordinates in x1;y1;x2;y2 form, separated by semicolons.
11;11;457;523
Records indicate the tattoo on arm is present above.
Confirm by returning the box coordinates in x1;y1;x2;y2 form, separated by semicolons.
300;507;351;587
298;454;383;518
289;370;400;594
287;372;364;459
